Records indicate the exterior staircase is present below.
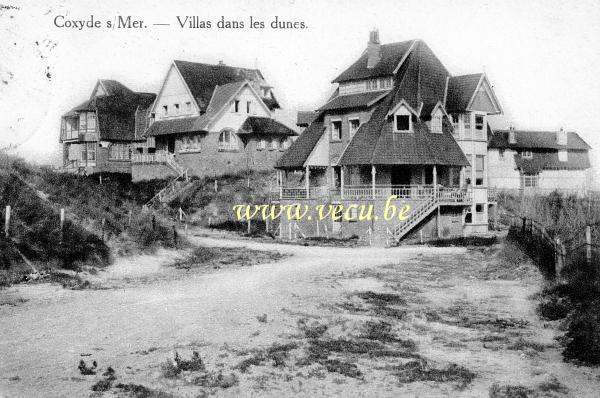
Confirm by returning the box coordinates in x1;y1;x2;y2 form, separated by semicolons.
388;193;439;244
144;157;196;209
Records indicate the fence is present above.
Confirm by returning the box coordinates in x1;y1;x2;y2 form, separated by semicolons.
507;214;600;280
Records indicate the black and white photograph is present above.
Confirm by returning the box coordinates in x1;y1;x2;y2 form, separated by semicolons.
1;0;599;396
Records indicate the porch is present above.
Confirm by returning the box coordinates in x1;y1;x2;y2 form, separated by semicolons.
275;164;471;203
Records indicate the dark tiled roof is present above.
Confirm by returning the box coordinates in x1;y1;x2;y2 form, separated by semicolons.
297;111;319;127
514;151;591;172
276;117;325;169
145;116;210;137
173;60;274;112
62;80;157;141
318;90;389;111
240;117;298;136
446;74;482;113
332;40;416;83
489;130;591;150
339;93;468;166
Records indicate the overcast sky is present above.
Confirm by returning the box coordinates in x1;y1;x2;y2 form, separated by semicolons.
1;0;599;175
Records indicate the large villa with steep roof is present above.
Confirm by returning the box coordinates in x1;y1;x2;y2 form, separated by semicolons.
275;30;504;244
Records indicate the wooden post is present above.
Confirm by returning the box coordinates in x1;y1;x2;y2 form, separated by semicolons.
433;165;438;198
214;179;218;192
4;205;10;238
586;225;592;266
266;218;269;233
305;166;310;199
247;220;251;234
371;165;376;199
288;222;292;239
555;237;563;277
208;216;212;226
99;175;102;185
60;208;65;243
340;166;345;200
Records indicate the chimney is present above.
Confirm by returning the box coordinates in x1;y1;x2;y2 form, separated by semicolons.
556;127;567;145
508;126;516;144
367;29;381;69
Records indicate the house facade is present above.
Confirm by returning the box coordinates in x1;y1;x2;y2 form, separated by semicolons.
275;31;502;245
60;80;156;175
488;127;592;193
132;60;297;181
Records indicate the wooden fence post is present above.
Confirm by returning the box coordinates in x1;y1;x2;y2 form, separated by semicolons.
60;208;65;243
247;220;251;234
586;225;592;266
4;205;10;238
316;220;320;237
214;180;218;192
288;222;292;240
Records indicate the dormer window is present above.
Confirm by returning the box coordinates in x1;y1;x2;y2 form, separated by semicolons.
558;149;568;162
349;118;360;138
331;120;342;141
395;115;410;132
521;150;533;159
431;114;443;134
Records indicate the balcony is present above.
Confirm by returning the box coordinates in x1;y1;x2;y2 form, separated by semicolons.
275;185;473;203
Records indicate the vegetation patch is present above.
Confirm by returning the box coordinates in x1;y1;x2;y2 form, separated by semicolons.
171;246;284;270
489;383;534;398
234;342;299;372
395;359;475;390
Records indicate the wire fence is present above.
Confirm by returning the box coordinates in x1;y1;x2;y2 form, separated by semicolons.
507;214;600;280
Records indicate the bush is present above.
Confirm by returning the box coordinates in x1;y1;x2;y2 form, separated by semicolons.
562;307;600;365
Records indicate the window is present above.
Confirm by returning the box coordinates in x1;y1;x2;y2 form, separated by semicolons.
395;115;411;132
257;138;266;150
558;149;568;162
279;139;287;151
521;174;539;188
349;118;360;138
218;130;237;151
521;150;533;159
463;113;471;131
475;114;485;139
379;77;392;89
109;143;132;160
464;154;472;186
86;142;96;162
233;100;240;113
186;102;192;112
475;203;485;223
451;114;459;128
246;101;251;114
174;103;180;114
180;135;201;153
282;138;291;150
499;149;505;160
331;120;342;141
269;139;279;150
475;155;485;186
80;113;87;130
87;112;96;130
366;79;378;90
162;105;168;115
431;114;443;134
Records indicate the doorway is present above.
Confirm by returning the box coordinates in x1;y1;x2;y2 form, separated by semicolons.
167;138;176;154
391;166;411;185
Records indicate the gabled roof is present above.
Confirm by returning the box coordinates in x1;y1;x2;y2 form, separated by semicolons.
96;79;134;97
276;116;325;169
514;151;591;172
239;117;298;136
318;90;390;111
332;40;417;83
489;130;591;150
173;60;279;112
445;74;482;113
339;93;468;166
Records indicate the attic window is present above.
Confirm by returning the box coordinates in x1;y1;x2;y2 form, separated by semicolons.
246;101;251;114
174;103;180;113
395;115;411;133
431;114;443;134
257;138;266;150
349;118;360;138
558;149;568;162
331;120;342;141
186;102;191;112
162;105;168;115
233;100;240;113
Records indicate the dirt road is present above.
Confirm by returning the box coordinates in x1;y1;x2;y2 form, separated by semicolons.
1;232;599;397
